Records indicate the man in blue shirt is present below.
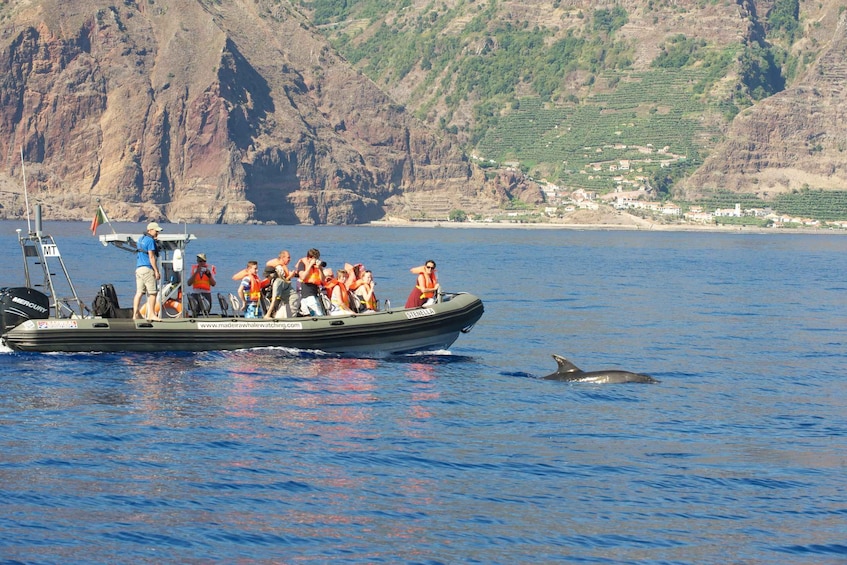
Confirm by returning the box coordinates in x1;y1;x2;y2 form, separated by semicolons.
132;222;163;320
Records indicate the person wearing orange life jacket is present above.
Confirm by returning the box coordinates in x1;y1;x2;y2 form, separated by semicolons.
294;248;326;316
354;270;378;312
324;269;355;316
237;260;268;318
405;260;440;308
186;253;216;315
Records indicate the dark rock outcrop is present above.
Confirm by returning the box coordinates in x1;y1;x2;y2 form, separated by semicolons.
0;0;505;224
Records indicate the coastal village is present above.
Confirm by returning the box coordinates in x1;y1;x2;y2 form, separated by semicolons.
440;180;847;230
466;147;847;230
408;182;847;230
542;187;847;229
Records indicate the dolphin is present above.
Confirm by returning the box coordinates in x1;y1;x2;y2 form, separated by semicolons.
542;354;658;384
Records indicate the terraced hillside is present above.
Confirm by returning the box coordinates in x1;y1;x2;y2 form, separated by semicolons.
697;190;847;221
475;68;718;192
307;0;847;211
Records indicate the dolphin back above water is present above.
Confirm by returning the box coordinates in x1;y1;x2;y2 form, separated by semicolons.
542;354;658;384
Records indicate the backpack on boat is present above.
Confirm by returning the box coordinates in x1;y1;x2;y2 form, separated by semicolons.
92;283;131;318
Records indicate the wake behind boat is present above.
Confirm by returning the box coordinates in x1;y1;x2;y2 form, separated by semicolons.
0;207;483;355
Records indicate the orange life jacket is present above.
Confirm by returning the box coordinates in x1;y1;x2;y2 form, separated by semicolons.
418;271;438;299
324;279;350;307
243;273;263;302
346;277;364;292
191;264;214;292
302;264;323;286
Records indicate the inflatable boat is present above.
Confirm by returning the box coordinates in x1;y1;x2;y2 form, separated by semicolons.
1;208;483;355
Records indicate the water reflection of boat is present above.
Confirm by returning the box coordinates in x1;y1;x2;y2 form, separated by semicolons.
1;208;484;355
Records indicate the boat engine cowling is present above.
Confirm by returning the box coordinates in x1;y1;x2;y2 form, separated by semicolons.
0;287;50;334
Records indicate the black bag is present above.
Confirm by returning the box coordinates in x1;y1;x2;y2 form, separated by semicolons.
92;284;131;318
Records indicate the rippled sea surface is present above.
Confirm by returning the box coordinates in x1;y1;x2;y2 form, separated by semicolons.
2;222;846;564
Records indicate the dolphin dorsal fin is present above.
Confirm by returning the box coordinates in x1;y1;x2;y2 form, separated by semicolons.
552;354;580;374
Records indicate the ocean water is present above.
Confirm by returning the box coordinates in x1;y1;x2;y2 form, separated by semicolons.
1;221;846;564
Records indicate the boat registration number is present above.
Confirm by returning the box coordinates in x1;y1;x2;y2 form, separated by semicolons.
405;308;435;320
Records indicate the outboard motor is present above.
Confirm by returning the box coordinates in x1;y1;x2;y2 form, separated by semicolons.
0;287;50;334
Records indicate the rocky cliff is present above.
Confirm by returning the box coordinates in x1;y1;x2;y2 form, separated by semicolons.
1;0;845;224
0;0;531;224
682;10;847;198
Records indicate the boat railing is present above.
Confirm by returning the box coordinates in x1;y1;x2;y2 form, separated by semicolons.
17;205;86;319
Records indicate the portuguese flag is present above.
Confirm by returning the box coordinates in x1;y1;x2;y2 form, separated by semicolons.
90;205;109;235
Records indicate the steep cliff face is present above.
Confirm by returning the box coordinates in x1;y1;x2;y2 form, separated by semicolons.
682;11;847;198
0;0;515;223
7;0;841;222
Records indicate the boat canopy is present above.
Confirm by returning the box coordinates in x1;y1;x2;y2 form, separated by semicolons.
99;232;196;253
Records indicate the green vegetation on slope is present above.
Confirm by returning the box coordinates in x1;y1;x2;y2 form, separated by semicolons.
474;66;731;191
298;0;838;217
774;190;847;221
309;1;744;195
690;190;847;221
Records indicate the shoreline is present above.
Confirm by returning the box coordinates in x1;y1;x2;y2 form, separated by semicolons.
367;219;845;235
